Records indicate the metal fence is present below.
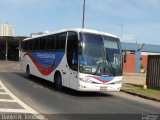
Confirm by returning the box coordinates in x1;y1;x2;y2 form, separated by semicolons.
146;55;160;88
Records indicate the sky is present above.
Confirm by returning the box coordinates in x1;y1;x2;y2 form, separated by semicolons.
0;0;160;45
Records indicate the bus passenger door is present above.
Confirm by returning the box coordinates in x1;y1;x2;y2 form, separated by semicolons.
66;32;79;89
69;49;78;90
62;59;71;88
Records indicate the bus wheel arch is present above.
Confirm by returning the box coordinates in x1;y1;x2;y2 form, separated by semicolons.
54;71;63;91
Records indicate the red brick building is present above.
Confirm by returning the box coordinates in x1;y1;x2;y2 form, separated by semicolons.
121;42;160;73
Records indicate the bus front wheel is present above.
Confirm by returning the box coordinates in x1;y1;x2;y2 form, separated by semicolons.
55;73;63;91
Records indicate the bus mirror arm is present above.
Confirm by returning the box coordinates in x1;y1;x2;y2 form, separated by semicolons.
78;41;82;55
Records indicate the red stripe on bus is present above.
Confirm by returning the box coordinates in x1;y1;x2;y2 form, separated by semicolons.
24;53;55;76
88;76;110;83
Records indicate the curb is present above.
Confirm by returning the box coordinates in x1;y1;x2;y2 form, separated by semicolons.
121;89;160;102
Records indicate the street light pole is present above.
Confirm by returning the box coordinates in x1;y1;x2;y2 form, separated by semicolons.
117;24;123;41
82;0;86;29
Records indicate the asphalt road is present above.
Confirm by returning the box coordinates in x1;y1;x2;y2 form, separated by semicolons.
0;72;160;120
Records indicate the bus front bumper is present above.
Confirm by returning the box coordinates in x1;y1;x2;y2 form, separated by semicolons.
78;81;122;92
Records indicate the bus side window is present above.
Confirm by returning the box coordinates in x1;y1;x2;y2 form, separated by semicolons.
67;32;78;71
56;33;67;50
22;41;26;51
26;41;29;51
47;35;56;50
27;40;33;51
33;38;39;51
39;37;46;50
45;36;50;50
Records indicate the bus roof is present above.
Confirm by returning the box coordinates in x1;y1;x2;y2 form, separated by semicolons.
23;28;119;41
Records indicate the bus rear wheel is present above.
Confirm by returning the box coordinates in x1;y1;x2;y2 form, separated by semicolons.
55;73;63;91
26;65;31;78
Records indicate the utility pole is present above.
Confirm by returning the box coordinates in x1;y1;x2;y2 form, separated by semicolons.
117;24;123;41
82;0;86;29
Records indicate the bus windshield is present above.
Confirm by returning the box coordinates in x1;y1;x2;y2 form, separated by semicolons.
79;33;122;76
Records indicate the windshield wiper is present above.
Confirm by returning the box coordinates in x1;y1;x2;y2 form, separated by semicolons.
93;66;101;75
93;59;105;75
106;54;116;76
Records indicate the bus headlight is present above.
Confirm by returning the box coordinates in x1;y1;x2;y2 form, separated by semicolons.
114;80;122;84
79;77;92;83
110;80;122;84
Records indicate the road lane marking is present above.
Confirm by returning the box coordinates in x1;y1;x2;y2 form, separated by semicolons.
0;92;7;95
0;109;31;113
0;99;16;102
0;80;48;120
0;80;37;114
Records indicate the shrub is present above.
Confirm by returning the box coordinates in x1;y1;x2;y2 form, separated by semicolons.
140;64;144;69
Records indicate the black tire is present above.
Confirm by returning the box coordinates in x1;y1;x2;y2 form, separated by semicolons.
26;65;31;78
55;73;63;91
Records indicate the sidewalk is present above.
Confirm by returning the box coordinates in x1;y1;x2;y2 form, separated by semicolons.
122;73;160;102
122;73;146;85
0;61;21;72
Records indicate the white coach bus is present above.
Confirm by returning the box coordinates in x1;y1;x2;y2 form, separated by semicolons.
21;28;122;91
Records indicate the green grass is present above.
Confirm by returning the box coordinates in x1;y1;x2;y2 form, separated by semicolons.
122;83;160;100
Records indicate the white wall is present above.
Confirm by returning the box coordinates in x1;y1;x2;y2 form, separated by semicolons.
141;52;160;56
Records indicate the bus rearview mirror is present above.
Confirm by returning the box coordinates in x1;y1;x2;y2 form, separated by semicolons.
78;41;82;55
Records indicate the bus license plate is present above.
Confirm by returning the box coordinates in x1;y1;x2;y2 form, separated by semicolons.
100;86;107;91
